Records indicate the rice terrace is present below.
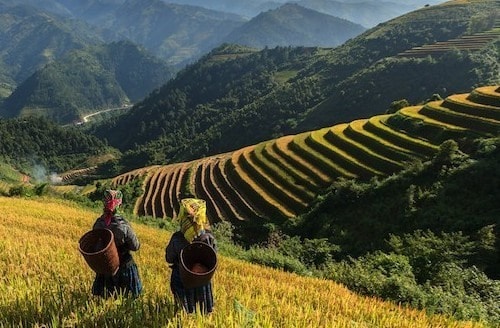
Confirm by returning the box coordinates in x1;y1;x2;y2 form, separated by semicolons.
0;85;498;327
112;86;500;223
0;0;499;326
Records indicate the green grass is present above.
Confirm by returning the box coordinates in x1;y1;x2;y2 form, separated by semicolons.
290;132;351;179
252;142;315;202
214;158;264;220
443;94;500;120
261;140;320;192
273;70;299;84
272;136;331;187
468;86;500;107
233;147;298;217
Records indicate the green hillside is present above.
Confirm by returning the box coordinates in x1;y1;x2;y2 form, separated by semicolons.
63;0;247;67
0;162;24;195
0;116;118;173
108;85;499;222
89;0;499;172
78;85;500;325
0;41;173;124
0;3;103;97
1;1;498;325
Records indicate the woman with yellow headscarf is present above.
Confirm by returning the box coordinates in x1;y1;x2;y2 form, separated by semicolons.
165;198;217;313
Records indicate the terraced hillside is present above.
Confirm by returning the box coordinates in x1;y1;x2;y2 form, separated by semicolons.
397;25;500;58
111;85;500;224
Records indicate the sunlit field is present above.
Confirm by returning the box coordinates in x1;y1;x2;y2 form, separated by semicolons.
0;196;486;327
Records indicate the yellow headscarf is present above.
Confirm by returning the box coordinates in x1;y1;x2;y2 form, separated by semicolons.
177;198;209;242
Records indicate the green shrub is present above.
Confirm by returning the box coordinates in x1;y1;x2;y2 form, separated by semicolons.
34;183;50;196
8;184;33;197
212;220;235;244
246;246;308;275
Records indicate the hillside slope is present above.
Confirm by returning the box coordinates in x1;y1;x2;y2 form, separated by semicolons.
0;196;484;327
161;0;444;27
2;0;247;67
0;116;116;173
0;2;103;97
90;0;499;169
108;85;499;224
0;41;174;124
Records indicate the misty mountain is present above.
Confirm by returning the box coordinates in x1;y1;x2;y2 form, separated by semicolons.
0;0;367;105
293;0;415;28
163;0;446;27
0;41;174;124
222;3;366;48
160;0;284;18
9;0;248;68
0;2;104;96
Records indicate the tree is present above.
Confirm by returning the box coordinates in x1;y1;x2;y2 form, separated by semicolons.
386;99;410;114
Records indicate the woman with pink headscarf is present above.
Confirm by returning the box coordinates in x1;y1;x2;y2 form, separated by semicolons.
91;189;142;298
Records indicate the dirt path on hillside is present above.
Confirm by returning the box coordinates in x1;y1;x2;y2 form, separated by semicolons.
81;105;132;123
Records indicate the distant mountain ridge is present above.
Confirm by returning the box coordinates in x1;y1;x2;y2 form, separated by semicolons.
223;3;366;48
80;0;247;67
294;0;416;28
0;41;174;124
0;2;103;92
164;0;445;27
0;0;369;107
2;0;247;67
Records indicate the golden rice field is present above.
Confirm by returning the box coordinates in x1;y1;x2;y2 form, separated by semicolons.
0;196;487;327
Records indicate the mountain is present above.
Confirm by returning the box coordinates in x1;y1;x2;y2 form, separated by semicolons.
0;0;368;124
0;41;174;124
0;2;104;97
222;3;366;48
293;0;435;28
13;0;248;68
160;0;289;18
295;1;500;131
164;0;445;27
88;0;500;171
109;85;500;222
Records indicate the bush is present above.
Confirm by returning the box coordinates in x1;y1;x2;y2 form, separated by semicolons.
246;246;308;275
8;184;33;197
277;236;339;268
34;183;50;196
324;252;421;304
422;263;500;324
212;220;235;244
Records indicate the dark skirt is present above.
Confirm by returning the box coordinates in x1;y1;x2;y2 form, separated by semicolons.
170;267;214;313
92;260;142;298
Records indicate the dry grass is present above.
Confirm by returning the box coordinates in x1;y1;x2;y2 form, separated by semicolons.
0;196;486;327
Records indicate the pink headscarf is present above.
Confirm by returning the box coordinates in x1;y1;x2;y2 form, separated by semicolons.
102;190;122;226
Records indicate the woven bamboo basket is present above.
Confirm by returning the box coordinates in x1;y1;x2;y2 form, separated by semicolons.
79;228;119;275
179;241;217;289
